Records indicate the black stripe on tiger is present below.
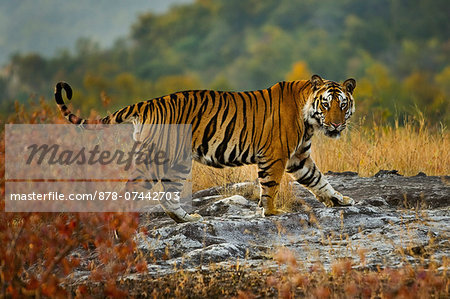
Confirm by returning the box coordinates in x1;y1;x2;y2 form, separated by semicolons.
260;181;278;188
286;157;307;173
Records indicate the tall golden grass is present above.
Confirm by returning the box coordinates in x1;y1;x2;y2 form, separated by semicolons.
313;119;449;177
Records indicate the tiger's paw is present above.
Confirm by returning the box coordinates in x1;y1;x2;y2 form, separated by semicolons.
167;211;203;223
184;213;204;222
330;192;355;206
255;206;265;217
264;208;284;216
339;195;355;206
320;192;355;207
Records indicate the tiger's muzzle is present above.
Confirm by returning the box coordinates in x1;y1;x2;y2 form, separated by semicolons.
323;122;346;138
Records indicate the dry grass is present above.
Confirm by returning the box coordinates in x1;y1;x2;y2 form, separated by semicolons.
191;163;258;192
313;119;449;177
266;248;449;298
191;162;296;209
92;257;449;298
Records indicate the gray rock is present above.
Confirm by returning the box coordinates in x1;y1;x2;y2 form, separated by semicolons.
135;172;449;275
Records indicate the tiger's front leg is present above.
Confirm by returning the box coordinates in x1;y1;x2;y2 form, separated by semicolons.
286;154;354;207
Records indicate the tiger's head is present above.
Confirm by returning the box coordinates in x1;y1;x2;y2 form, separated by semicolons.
303;74;356;138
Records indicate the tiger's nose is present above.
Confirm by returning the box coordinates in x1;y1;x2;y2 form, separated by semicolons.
331;122;342;128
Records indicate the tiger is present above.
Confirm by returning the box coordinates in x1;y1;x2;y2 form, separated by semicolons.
54;74;356;223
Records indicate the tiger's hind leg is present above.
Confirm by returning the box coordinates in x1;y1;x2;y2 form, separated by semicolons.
159;161;203;223
286;154;354;207
159;180;203;223
257;158;287;216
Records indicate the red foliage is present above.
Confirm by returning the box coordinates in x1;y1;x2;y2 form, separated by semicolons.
0;101;146;297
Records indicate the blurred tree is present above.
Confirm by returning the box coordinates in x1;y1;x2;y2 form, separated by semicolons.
354;62;402;123
343;14;390;56
402;71;448;123
435;66;450;97
209;75;234;91
83;73;109;93
285;61;312;81
433;66;450;124
9;54;50;94
115;73;136;94
154;74;202;96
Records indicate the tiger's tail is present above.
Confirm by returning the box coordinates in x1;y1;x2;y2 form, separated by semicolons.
54;82;137;128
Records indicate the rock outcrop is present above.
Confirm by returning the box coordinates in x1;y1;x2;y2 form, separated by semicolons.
134;171;449;275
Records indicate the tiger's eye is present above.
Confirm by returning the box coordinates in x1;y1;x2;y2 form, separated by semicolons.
322;102;329;109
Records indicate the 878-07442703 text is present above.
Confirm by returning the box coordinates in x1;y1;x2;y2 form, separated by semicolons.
8;191;181;202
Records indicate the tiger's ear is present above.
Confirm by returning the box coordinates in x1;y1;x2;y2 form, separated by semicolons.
343;78;356;94
311;74;324;90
